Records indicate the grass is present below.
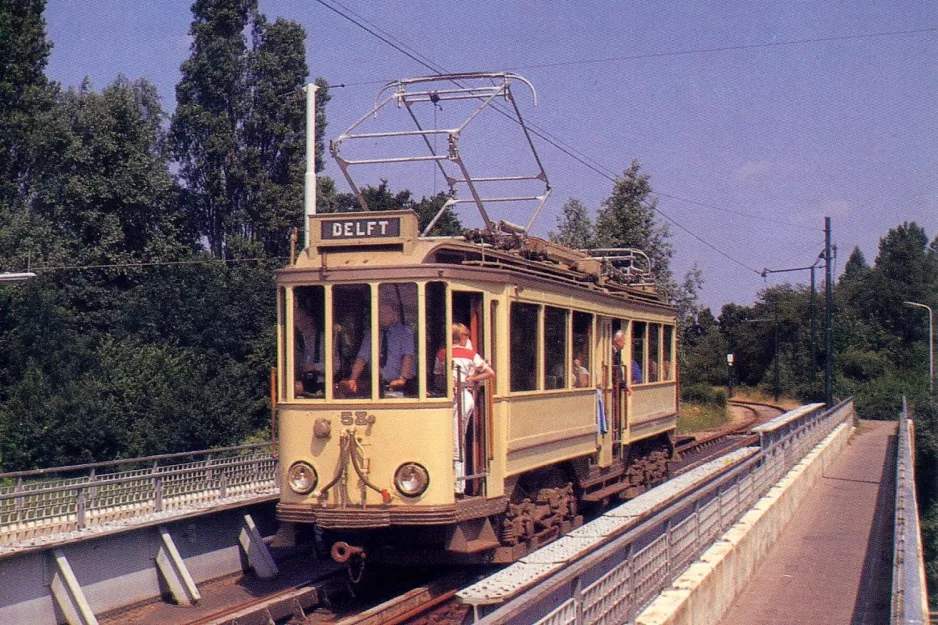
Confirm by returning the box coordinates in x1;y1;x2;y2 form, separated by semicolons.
726;386;801;410
677;401;729;435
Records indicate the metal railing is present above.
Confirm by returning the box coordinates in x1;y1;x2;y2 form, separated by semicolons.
891;397;930;625
470;400;854;624
0;444;277;548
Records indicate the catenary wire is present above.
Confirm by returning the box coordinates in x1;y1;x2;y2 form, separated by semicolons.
315;0;766;273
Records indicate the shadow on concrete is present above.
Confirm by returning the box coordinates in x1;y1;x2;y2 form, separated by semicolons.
849;429;897;625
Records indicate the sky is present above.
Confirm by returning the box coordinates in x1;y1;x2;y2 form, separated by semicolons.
43;1;938;312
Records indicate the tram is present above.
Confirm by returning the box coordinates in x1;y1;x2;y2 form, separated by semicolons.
274;74;679;565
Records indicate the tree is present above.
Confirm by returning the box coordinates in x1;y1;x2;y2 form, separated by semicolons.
171;0;255;258
0;0;54;209
239;17;313;257
320;180;464;235
24;77;189;332
31;78;187;263
0;0;56;274
171;1;318;259
549;198;595;249
594;160;674;286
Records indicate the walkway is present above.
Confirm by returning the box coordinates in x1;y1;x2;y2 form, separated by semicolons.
718;419;896;625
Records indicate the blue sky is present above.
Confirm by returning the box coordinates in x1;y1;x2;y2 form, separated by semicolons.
44;1;938;311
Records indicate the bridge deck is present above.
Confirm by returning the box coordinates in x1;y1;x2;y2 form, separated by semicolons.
718;419;896;625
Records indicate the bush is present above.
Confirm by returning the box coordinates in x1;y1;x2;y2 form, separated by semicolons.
681;384;727;408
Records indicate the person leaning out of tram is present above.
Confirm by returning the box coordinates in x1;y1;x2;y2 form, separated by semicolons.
436;323;494;495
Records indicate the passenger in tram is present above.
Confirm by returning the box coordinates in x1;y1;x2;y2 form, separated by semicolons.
572;357;590;387
631;358;644;384
443;322;494;495
341;302;416;397
294;304;325;396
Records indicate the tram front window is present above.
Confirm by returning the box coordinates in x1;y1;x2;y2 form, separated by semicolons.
336;283;419;399
294;286;325;398
333;284;370;398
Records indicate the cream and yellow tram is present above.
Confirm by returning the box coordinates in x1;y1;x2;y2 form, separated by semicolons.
275;209;679;564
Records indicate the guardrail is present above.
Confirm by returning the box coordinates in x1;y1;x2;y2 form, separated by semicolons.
891;397;930;625
468;399;854;624
0;444;278;548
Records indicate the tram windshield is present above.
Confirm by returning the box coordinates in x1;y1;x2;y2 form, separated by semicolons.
292;282;428;400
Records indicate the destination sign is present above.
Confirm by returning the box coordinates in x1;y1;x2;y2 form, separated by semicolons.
321;217;401;240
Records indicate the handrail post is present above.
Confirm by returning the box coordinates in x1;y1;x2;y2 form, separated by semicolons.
76;487;86;530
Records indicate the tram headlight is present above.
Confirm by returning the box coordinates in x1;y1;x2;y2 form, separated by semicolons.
394;463;430;497
287;461;318;495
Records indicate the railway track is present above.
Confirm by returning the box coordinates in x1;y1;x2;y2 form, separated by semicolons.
671;400;784;476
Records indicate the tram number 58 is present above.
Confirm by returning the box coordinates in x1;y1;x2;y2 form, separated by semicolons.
340;411;374;426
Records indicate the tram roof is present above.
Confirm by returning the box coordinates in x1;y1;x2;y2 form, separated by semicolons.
278;210;671;309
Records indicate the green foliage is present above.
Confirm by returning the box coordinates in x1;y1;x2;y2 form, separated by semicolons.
319;179;464;235
594;160;674;287
171;0;316;259
549;198;595;249
0;262;277;471
680;383;727;408
0;0;54;209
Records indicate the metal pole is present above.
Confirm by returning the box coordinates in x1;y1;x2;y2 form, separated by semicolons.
904;301;934;394
304;83;319;252
774;317;780;403
810;265;816;369
825;217;833;407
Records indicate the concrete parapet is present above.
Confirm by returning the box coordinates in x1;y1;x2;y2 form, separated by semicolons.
636;421;854;625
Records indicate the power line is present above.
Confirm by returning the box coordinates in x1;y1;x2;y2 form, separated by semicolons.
33;256;286;273
326;26;938;89
509;27;938;71
313;0;801;273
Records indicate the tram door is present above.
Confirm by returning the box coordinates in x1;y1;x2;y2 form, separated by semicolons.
452;291;487;496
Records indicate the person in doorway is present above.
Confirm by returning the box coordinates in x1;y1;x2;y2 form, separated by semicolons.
442;323;494;495
612;329;626;385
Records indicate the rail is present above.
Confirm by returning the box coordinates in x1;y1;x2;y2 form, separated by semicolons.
466;399;855;624
0;444;277;548
891;396;930;625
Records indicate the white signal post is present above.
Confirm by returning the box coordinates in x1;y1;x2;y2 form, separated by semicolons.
904;301;934;394
304;82;319;252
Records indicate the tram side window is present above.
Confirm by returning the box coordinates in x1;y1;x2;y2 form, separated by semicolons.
631;321;646;384
648;323;661;383
294;286;325;398
544;307;568;389
333;284;370;398
663;325;674;381
572;312;592;387
510;303;538;392
426;282;447;397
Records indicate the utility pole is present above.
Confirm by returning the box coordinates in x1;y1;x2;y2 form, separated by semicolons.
760;251;825;394
825;217;833;407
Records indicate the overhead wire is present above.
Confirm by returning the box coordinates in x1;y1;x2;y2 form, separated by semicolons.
32;256;286;273
510;27;938;71
314;0;766;273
